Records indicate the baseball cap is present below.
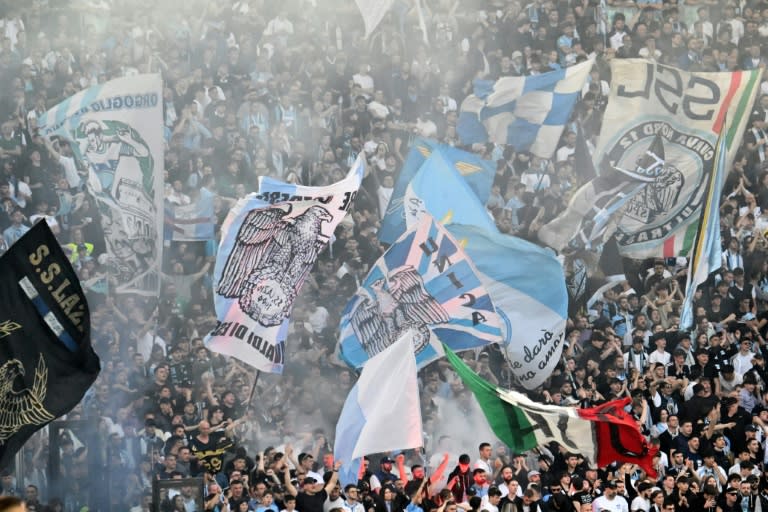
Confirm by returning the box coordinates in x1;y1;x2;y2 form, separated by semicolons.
746;424;760;432
528;470;541;478
512;50;523;59
604;480;618;488
303;477;317;485
380;457;395;464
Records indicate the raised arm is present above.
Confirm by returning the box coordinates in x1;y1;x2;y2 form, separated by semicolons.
284;463;298;497
324;459;343;494
429;453;451;485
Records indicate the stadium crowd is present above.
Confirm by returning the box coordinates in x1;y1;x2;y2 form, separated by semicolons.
4;0;768;511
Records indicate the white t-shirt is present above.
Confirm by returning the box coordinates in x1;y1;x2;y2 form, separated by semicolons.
352;73;374;92
137;330;167;361
29;213;59;230
58;154;81;189
732;351;755;376
555;145;575;163
648;350;671;367
474;457;492;474
630;496;649;512
520;172;550;193
480;496;499;512
592;495;629;512
323;496;345;512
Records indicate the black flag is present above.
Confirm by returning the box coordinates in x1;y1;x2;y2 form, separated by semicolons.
0;221;100;469
573;121;597;181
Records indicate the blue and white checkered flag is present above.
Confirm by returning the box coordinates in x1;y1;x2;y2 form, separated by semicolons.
457;59;593;158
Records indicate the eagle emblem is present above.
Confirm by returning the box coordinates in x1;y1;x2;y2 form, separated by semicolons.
350;265;450;357
0;356;54;444
618;132;684;225
217;203;333;326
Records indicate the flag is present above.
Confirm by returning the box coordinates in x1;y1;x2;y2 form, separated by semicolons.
573;121;596;181
444;344;657;477
38;75;164;295
457;59;593;158
680;128;727;330
402;149;499;235
339;215;501;370
206;168;363;373
379;139;495;245
255;154;365;206
0;221;100;469
164;188;216;242
548;60;759;259
355;0;395;38
538;159;647;252
334;334;422;486
446;225;567;389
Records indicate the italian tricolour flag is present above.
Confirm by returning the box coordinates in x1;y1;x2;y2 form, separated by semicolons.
444;344;658;477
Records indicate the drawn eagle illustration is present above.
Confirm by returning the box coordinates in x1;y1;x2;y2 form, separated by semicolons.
217;203;333;326
616;132;684;225
0;356;54;444
351;265;450;357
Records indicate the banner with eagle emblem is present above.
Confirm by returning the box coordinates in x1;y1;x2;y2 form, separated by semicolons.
539;61;760;259
0;221;100;470
339;215;502;370
206;170;363;373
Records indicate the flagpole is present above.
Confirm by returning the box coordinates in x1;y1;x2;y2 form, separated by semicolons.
245;370;261;412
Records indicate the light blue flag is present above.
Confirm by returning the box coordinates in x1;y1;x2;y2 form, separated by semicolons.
457;59;592;158
446;225;568;390
164;187;216;242
680;129;727;330
379;139;495;244
402;149;499;235
339;215;502;370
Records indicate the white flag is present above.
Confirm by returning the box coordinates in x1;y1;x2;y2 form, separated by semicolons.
38;75;164;295
334;334;422;485
355;0;395;38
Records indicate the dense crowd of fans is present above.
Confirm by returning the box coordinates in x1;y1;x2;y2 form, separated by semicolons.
3;0;768;511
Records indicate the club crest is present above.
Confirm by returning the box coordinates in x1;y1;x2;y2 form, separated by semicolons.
217;204;333;326
603;122;714;248
0;356;54;444
350;265;450;357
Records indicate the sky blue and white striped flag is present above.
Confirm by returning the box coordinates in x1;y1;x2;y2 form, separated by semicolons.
334;333;422;487
379;139;494;245
680;128;727;330
339;215;501;370
446;225;568;390
457;59;592;158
